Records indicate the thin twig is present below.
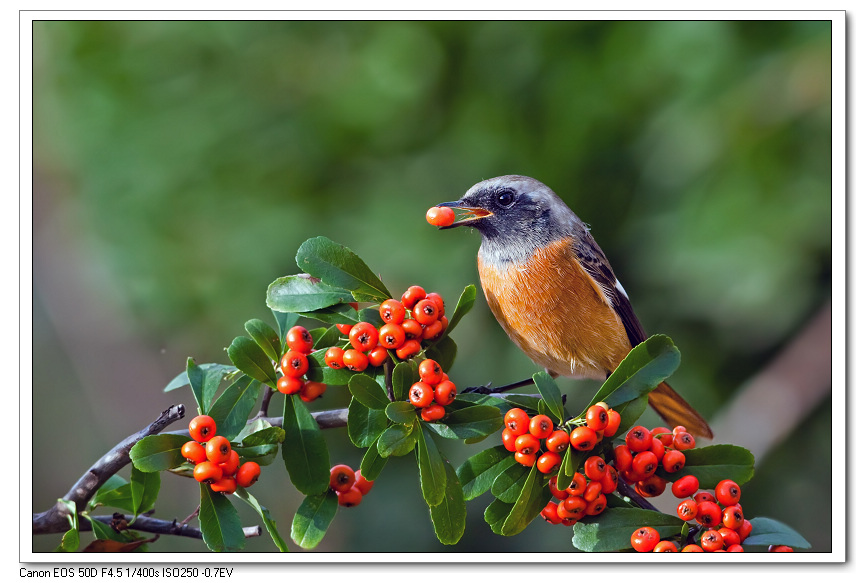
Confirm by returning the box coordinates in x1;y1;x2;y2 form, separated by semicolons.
82;514;261;540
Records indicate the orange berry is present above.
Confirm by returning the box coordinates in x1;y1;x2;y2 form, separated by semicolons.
602;409;621;437
378;323;406;349
421;403;446;421
545;430;570;453
236;461;261;488
379;299;406;324
193;461;223;484
671;475;700;498
324;346;345;369
585;405;609;431
583;456;607;482
433;380;457;406
421;319;443;340
514;433;541;455
181;441;207;464
536;451;562;474
277;375;304;395
630;527;660;552
395;339;421;360
205;436;232;464
219;450;240;476
504;408;530;434
401;285;427;309
342;349;369;372
418;359;444;385
367;346;389;367
188;415;217;443
715;479;741;506
662;449;686;473
353;469;374;496
329;464;356;493
528;414;554;439
653;540;678;552
412;299;439;325
514;451;536;467
426;206;455;227
425;292;446;317
569;426;597;451
409;382;434;408
209;475;237;495
280;350;309;378
625;426;652;452
286;325;314;354
300;381;327;402
349;322;378;352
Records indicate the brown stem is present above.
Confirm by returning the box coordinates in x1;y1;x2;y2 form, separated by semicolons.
82;514;261;540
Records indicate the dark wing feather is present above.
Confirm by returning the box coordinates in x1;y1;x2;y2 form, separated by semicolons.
573;235;647;347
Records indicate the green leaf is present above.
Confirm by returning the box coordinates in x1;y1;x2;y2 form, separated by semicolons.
233;488;289;552
741;517;812;549
272;310;300;351
358;307;385;328
282;394;330;495
227;336;278;389
360;438;389;481
491;462;531;503
572;507;684;552
185;359;232;414
654;444;755;487
129;434;189;472
424;335;457;372
386;401;417;425
445;284;476;336
429;458;466;545
532;372;564;424
392;361;418;402
458;392;542;415
266;274;355;313
377;421;419;457
164;363;237;393
437;405;502;439
90;475;131;512
207;375;261;442
235;426;285;467
589;334;680;410
55;499;79;552
347;397;388;448
457;446;517;501
310;326;341;350
295;236;392;302
500;465;548;536
348;374;390;410
416;426;447;507
85;515;131;543
556;446;577;491
244;319;283;363
199;484;245;552
306;348;355;384
291;491;339;550
129;465;160;520
295;303;358;326
484;498;514;535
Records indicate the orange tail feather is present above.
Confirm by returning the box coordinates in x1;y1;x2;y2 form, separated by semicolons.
648;381;713;439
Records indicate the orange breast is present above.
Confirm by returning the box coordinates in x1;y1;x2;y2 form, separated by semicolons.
477;238;631;380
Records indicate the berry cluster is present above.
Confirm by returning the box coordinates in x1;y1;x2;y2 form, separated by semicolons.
408;358;456;422
329;464;374;507
541;453;620;526
630;477;770;552
183;414;261;495
277;325;328;402
613;424;696;498
324;286;449;372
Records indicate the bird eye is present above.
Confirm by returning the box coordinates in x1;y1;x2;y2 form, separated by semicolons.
496;190;515;208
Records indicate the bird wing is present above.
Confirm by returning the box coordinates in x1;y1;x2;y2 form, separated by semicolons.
573;234;647;348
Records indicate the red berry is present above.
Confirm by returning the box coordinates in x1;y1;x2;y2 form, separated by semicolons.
514;451;536;467
205;436;232;464
194;461;223;484
300;381;327;402
600;465;619;494
421;403;446;422
336;322;353;336
696;500;723;528
514;433;541;455
433;380;457;406
353;470;374;496
280;350;309;378
412;298;439;325
286;325;314;354
528;414;554;439
585;405;609;431
236;461;261;488
700;529;724;552
337;486;363;507
324;346;345;369
219;450;240;476
671;475;699;498
379;299;406;324
367;346;388;367
342;348;369;372
737;519;753;541
558;496;587;520
349;322;379;352
401;285;427;309
501;427;520;452
329;464;356;493
715;479;741;506
188;415;217;443
418;359;444;385
565;473;587;496
630;527;660;552
541;501;563;524
536;451;562;474
585;493;607;516
677;499;698;521
650;437;666;462
545;430;570;453
401;319;423;341
409;381;434;408
181;441;206;464
209;476;237;495
549;476;569;500
635;474;666;497
602;409;621;437
673;431;696;451
653;540;678;552
613;444;633;472
378;323;406;349
722;505;745;530
651;426;674;447
681;544;704;552
718;527;741;547
769;545;794;552
395;339;421;360
583;456;607;482
626;426;652;452
662;449;686;473
569;426;597;451
426;206;455;227
504;408;530;434
694;491;717;505
277;375;303;395
630;450;658;480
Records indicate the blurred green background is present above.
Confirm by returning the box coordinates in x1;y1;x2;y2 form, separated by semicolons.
31;20;832;553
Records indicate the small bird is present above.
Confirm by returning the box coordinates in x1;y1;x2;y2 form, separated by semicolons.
436;175;712;438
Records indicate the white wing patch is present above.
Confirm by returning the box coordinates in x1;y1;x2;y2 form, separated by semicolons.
615;278;629;300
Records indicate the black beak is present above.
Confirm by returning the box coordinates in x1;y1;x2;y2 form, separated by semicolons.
434;200;493;229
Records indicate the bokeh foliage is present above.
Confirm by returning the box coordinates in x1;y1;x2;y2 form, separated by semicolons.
32;20;832;552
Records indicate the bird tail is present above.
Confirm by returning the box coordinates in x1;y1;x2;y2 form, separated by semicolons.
648;381;713;439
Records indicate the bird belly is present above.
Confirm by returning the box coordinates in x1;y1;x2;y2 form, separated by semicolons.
477;238;631;380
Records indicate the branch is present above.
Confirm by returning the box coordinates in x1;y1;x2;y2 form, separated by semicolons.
33;404;186;535
82;513;261;540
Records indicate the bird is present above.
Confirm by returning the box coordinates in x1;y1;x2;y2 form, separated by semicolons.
435;174;713;438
